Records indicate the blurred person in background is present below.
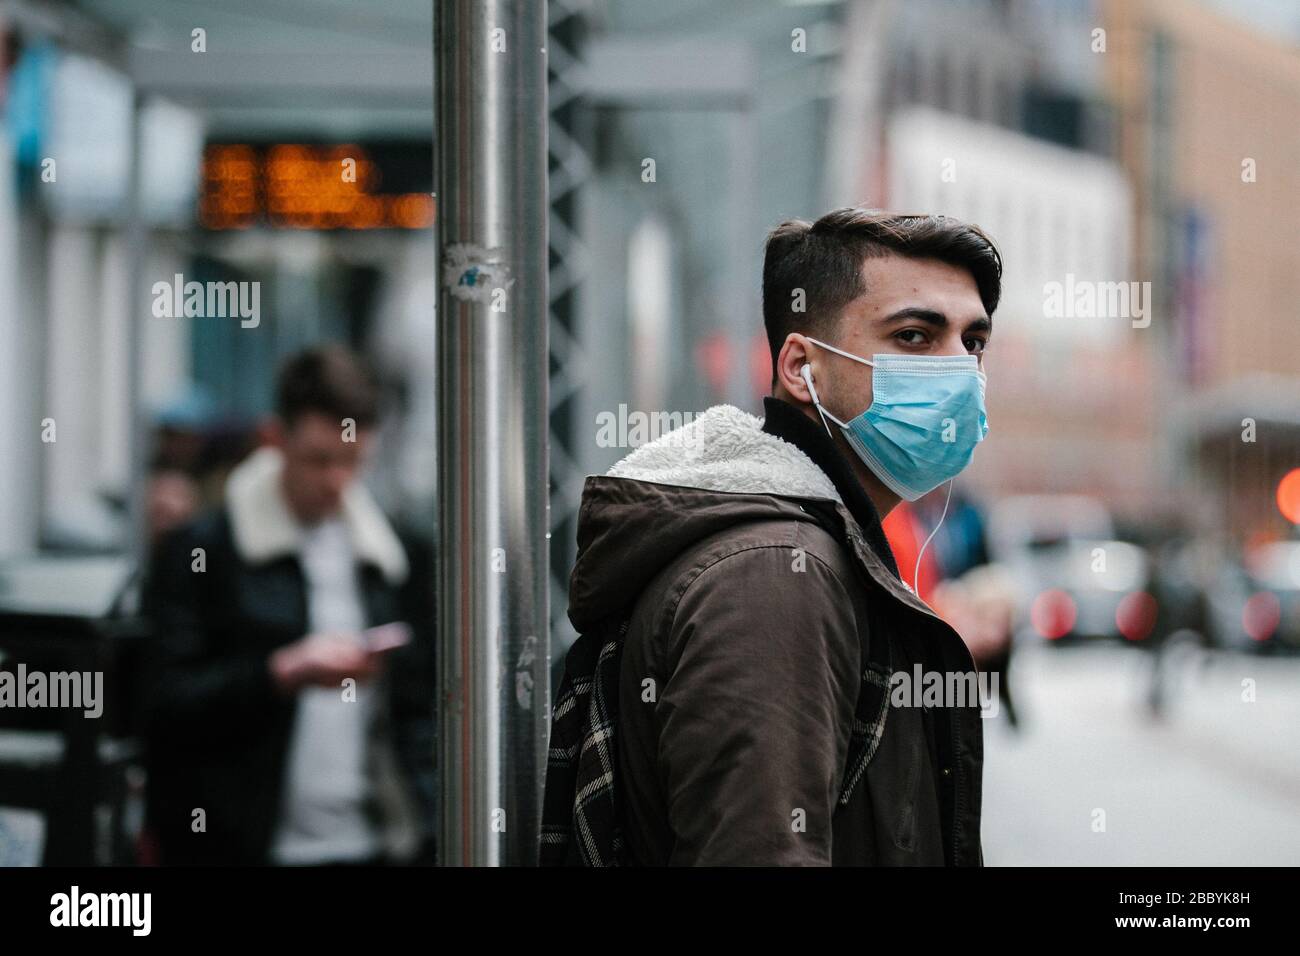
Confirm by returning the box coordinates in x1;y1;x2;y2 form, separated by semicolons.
141;346;436;866
145;386;259;544
552;209;998;865
930;564;1020;728
889;489;1019;727
145;467;200;546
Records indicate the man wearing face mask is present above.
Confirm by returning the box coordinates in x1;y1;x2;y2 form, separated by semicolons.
555;208;999;866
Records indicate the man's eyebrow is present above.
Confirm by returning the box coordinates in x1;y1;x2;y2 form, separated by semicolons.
879;307;993;333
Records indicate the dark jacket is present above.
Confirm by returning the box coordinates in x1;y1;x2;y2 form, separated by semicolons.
566;399;984;865
141;448;436;866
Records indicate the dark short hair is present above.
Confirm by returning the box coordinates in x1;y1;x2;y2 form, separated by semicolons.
761;208;1002;381
275;345;381;429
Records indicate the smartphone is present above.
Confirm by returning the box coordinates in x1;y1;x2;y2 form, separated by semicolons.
363;621;413;653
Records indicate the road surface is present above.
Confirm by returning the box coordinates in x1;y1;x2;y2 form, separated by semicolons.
981;640;1300;865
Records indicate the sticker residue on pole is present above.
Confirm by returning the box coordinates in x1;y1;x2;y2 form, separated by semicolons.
442;242;516;304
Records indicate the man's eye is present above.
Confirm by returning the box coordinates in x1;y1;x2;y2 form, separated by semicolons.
896;329;927;345
965;338;988;354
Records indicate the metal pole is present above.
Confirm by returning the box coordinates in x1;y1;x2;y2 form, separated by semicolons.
435;0;550;867
125;89;149;580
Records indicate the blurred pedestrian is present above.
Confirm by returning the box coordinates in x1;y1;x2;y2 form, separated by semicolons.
931;563;1020;727
141;345;436;866
888;490;1019;727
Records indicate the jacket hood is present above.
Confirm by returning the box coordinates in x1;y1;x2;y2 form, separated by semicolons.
568;404;844;631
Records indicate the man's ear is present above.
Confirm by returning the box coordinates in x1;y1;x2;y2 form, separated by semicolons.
775;334;816;405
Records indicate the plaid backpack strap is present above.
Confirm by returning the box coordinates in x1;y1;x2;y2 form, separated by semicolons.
837;625;893;807
571;619;630;865
539;632;593;865
539;616;631;866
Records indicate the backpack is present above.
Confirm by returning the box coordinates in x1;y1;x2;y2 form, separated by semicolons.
538;615;632;866
538;608;894;866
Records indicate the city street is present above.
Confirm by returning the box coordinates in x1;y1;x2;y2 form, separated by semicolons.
982;641;1300;865
2;0;1298;885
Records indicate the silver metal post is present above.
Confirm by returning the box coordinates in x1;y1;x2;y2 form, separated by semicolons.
125;89;149;578
435;0;550;867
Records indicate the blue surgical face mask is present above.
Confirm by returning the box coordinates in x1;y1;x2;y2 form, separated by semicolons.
802;337;988;501
800;338;989;596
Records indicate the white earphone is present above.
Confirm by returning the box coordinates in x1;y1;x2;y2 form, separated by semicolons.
802;363;838;441
800;363;821;406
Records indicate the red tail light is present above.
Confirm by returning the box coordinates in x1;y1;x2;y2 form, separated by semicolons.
1116;591;1158;641
1031;589;1076;639
1243;592;1281;642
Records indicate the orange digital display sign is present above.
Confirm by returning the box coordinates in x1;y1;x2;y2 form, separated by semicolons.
200;144;434;230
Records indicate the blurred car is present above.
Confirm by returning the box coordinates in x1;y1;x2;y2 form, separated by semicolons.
986;495;1159;646
1203;540;1300;654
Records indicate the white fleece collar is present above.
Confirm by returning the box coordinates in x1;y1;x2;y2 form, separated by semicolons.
225;446;408;586
606;404;842;502
604;403;931;606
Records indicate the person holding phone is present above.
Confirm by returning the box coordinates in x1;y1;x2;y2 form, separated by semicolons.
143;346;436;866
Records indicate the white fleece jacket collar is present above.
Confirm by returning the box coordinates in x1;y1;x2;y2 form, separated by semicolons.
606;404;842;502
225;446;408;585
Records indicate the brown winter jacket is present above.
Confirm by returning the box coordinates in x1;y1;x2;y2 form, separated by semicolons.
566;398;984;866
